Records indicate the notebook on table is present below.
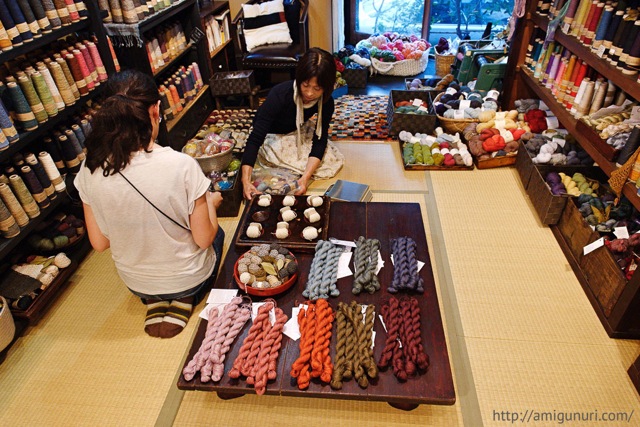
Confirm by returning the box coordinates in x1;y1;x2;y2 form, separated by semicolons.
323;180;372;202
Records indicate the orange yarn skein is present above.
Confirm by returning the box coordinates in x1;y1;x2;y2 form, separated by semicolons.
290;303;316;390
311;299;334;381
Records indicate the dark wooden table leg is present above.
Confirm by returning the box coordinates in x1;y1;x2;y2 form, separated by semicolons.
216;391;245;400
629;354;640;395
388;401;419;411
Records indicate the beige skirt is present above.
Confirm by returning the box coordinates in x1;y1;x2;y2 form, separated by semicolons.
256;120;344;179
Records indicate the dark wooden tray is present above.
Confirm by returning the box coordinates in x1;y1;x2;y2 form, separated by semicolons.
234;195;330;252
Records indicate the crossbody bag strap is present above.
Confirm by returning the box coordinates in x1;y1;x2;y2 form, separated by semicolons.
118;172;190;231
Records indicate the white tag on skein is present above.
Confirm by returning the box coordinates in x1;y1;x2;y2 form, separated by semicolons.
460;100;471;109
283;304;308;340
614;227;630;239
583;238;605;255
336;251;353;279
329;237;357;248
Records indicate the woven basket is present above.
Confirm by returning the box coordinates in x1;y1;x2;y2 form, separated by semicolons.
433;92;479;134
0;296;15;352
435;52;456;77
371;53;428;76
184;141;236;174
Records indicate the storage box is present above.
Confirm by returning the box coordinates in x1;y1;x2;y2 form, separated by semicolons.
515;143;536;189
216;172;243;217
576;119;618;161
387;90;437;137
210;70;255;96
341;68;368;88
524;163;572;225
555;198;596;262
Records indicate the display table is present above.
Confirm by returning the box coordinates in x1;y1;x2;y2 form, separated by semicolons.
178;202;455;409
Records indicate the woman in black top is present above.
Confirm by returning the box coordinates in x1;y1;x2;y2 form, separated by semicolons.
240;47;345;200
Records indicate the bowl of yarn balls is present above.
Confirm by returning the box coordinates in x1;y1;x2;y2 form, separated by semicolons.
27;212;86;255
182;129;236;174
233;243;299;297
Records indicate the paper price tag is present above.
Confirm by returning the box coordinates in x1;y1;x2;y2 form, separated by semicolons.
460;100;471;109
614;226;630;239
453;110;465;119
631;106;640;122
252;302;276;325
329;237;357;248
446;87;458;95
412;98;423;107
583;237;605;256
596;45;606;58
418;105;428;112
562;23;571;34
336;251;353;279
552;136;566;148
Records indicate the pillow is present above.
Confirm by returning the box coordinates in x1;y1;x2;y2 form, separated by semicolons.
242;0;293;51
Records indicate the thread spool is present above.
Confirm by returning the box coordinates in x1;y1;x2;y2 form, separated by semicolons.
28;0;52;33
30;71;58;117
74;0;88;19
72;48;94;90
80;118;91;137
618;20;640;73
64;128;85;160
38;151;65;191
97;0;112;22
57;134;81;173
77;44;98;84
52;0;71;25
0;0;24;47
0;130;7;151
6;0;34;42
17;74;47;123
86;42;108;82
63;0;80;22
36;62;65;110
0;197;20;238
592;5;614;49
56;57;80;100
17;0;41;38
6;81;38;131
71;123;85;150
65;53;87;95
0;99;18;144
48;59;76;106
20;165;49;208
121;0;138;24
24;152;55;197
625;28;640;76
43;136;66;172
8;174;39;218
0;20;12;51
41;0;62;29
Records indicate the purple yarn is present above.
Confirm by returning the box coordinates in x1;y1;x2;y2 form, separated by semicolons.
389;237;424;294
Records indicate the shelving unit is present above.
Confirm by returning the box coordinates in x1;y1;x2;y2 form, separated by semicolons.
106;0;214;149
0;1;117;327
199;1;235;76
504;0;640;337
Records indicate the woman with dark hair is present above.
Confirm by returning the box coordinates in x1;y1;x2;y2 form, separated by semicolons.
74;69;225;339
241;47;345;200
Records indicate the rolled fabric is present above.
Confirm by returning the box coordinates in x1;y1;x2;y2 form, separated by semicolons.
0;182;28;227
86;41;108;81
38;151;65;191
0;0;24;46
36;62;65;110
17;74;48;123
20;165;49;208
30;71;57;117
6;81;38;131
8;174;39;219
27;0;52;33
0;197;20;238
41;0;62;29
6;0;33;42
56;57;80;100
24;152;55;197
0;99;18;144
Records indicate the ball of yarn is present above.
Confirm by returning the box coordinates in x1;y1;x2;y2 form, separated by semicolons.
54;253;72;268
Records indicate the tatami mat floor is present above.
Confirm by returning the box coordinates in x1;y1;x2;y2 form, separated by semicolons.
0;139;638;426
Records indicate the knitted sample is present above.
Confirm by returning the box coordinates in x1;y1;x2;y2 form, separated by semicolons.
352;236;381;295
389;236;424;293
303;240;342;300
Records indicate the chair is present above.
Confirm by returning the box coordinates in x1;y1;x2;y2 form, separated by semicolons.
231;0;309;85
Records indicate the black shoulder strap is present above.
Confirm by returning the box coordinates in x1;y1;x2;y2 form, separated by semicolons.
118;172;190;231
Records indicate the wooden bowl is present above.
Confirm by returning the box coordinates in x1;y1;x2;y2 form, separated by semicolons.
233;251;298;297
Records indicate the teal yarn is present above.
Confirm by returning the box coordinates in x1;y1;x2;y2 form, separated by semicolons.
0;99;18;143
6;81;38;131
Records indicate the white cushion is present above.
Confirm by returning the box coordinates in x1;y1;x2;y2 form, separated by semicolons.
242;0;292;51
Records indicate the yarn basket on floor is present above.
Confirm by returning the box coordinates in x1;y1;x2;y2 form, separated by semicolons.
433;92;480;134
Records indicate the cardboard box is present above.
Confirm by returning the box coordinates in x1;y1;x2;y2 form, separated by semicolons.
387;90;437;137
210;70;255;96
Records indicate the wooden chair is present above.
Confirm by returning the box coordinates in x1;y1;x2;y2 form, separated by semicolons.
231;0;309;85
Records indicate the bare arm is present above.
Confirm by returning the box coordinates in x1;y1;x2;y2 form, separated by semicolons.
241;164;261;200
189;191;222;249
82;203;110;252
295;156;321;195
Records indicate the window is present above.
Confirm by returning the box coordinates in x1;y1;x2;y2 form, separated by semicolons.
347;0;513;46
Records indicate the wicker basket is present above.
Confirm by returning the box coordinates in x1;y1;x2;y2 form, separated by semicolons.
0;296;15;352
184;141;236;174
435;52;456;77
433;92;479;134
371;53;429;76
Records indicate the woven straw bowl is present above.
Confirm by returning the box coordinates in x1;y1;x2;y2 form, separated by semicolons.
184;141;236;174
0;296;16;352
433;92;479;134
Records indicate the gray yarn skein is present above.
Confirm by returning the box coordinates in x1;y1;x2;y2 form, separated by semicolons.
322;245;342;298
353;236;381;295
303;240;328;299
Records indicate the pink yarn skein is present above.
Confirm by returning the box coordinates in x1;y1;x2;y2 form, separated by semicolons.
182;306;221;381
211;302;252;382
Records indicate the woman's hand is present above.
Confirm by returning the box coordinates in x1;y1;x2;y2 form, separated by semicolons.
242;181;261;200
294;176;309;195
206;190;223;210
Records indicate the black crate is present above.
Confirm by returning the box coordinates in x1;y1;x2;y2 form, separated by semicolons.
210;70;255;96
387;90;437;137
216;172;244;217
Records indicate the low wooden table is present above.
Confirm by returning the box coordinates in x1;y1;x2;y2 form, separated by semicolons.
178;202;455;409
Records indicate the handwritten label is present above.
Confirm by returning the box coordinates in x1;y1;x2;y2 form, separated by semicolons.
562;23;571;34
583;237;605;256
446;87;458;95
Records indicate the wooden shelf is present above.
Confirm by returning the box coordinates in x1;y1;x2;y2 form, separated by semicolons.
531;13;640;101
0;20;91;65
153;43;194;77
209;39;231;59
0;85;105;164
138;0;195;34
199;0;230;18
166;84;210;132
518;69;640;211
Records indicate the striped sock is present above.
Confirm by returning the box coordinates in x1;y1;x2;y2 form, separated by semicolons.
144;300;170;337
159;298;193;338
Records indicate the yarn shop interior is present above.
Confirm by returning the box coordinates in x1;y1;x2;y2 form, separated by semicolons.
1;0;640;425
